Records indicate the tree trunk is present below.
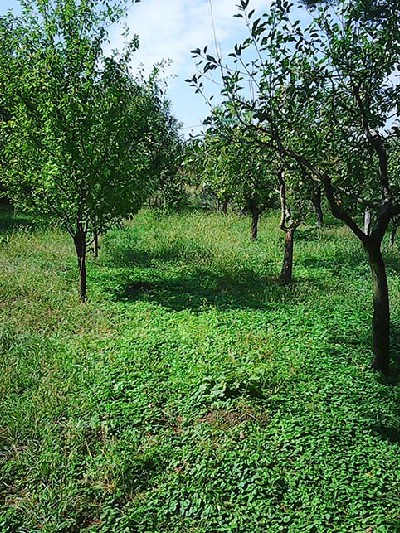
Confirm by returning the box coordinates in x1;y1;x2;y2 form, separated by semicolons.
312;188;324;227
280;227;296;283
94;231;99;258
278;168;297;283
74;226;87;303
364;209;372;236
364;241;390;373
250;207;260;241
221;199;228;215
391;225;397;246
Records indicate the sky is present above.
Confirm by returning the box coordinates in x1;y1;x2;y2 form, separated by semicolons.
0;0;268;136
110;0;268;135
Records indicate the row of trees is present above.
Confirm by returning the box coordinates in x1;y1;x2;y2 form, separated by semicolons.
1;0;399;374
187;0;400;373
0;0;181;301
184;113;324;282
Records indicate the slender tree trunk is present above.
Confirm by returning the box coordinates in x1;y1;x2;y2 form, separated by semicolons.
312;188;324;227
250;207;260;241
278;168;297;283
364;241;390;373
74;225;87;303
94;231;99;258
391;225;397;246
280;227;296;283
221;199;228;215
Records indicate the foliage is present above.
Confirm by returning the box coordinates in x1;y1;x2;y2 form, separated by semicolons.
154;137;188;210
189;0;400;370
0;0;179;299
190;0;400;226
193;109;278;217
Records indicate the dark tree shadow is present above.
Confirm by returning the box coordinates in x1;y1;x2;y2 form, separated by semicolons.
375;322;400;384
383;248;400;275
99;224;400;506
102;240;323;312
295;224;343;242
364;324;400;448
370;424;400;444
113;266;318;312
301;240;400;277
301;248;366;272
0;205;35;234
105;243;206;269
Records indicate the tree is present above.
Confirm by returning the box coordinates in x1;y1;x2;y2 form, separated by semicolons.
0;105;11;206
276;163;306;283
191;0;400;372
151;132;186;210
187;110;313;281
199;112;277;240
0;0;178;301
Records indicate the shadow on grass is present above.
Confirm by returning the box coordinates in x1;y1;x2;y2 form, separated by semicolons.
0;206;34;234
370;424;400;444
301;241;400;277
115;270;310;311
301;248;366;273
104;241;322;312
377;323;400;385
295;224;342;242
106;243;209;269
384;249;400;275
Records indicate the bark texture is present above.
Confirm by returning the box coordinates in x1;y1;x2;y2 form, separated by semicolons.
278;168;299;283
94;231;99;258
312;187;324;227
364;241;390;373
280;227;296;283
74;225;87;303
364;209;371;236
250;206;260;241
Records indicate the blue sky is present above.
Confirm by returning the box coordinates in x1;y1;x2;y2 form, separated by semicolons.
0;0;268;136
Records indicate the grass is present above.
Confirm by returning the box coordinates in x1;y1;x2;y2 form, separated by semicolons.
1;207;400;532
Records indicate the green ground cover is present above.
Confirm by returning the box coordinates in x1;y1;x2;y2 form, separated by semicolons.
1;208;400;532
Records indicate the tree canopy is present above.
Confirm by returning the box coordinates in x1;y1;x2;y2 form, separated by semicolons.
189;0;400;371
0;0;180;300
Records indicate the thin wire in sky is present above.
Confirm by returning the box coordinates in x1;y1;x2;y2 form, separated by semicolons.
208;0;222;61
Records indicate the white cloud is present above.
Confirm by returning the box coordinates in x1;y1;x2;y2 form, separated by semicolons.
117;1;249;70
2;0;271;131
107;0;269;130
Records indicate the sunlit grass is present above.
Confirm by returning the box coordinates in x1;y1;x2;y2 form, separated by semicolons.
1;208;400;532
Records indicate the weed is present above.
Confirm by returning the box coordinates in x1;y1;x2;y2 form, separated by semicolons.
1;210;400;532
